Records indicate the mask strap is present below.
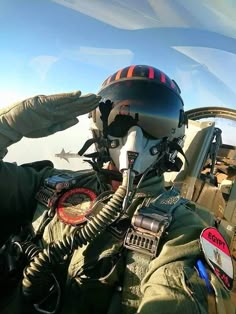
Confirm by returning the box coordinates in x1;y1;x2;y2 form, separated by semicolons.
78;138;99;156
99;100;113;138
168;141;189;167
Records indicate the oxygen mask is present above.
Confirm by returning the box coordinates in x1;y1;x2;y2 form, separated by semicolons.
107;123;162;176
107;121;163;210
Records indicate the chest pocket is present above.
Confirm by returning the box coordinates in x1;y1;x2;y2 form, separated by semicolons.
67;228;125;284
64;233;125;314
76;250;124;287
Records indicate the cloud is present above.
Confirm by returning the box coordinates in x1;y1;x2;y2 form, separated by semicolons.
63;46;134;69
29;55;59;80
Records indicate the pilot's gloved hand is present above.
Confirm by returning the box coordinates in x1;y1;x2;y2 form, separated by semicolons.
0;91;101;150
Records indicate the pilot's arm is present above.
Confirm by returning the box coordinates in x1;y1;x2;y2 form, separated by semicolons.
0;91;100;243
0;161;55;245
0;91;100;157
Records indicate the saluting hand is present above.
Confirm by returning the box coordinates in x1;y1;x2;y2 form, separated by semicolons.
0;91;101;149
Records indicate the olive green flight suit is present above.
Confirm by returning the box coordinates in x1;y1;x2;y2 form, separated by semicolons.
0;161;234;314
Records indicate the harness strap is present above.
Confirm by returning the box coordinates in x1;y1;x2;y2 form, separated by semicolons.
121;251;150;314
121;187;188;314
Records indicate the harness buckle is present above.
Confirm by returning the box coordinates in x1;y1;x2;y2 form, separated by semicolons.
124;228;160;258
124;188;187;258
124;209;170;258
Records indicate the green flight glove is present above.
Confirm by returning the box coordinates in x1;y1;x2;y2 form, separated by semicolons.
0;91;101;151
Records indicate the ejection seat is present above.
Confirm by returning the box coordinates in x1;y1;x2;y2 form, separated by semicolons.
164;119;225;218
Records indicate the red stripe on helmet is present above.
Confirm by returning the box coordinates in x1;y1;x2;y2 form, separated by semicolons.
171;80;175;89
127;65;135;78
160;72;166;83
148;67;154;79
106;75;112;85
115;68;123;81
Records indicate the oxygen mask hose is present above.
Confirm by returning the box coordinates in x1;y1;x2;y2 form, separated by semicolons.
22;172;131;305
121;168;136;212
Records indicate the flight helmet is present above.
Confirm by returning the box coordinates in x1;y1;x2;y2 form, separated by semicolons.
90;65;187;174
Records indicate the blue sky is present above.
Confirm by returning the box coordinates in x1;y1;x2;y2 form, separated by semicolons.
0;0;235;166
1;0;236;108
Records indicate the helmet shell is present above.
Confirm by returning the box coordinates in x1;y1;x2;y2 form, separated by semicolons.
92;65;185;141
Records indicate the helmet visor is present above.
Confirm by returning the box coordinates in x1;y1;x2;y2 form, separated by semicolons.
98;80;184;140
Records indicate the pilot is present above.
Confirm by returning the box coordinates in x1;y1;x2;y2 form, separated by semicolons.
0;65;234;314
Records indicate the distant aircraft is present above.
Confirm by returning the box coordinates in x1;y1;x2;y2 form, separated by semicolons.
55;149;81;163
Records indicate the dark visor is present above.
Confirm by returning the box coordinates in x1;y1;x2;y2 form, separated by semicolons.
98;80;184;139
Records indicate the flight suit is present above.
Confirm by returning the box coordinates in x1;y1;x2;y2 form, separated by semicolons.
0;161;234;314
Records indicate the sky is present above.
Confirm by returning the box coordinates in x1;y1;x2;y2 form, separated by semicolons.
0;0;235;169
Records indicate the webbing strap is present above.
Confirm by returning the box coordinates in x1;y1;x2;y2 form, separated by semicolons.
121;251;150;314
121;188;189;313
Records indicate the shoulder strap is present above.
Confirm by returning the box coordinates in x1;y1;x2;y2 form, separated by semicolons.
121;187;188;314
